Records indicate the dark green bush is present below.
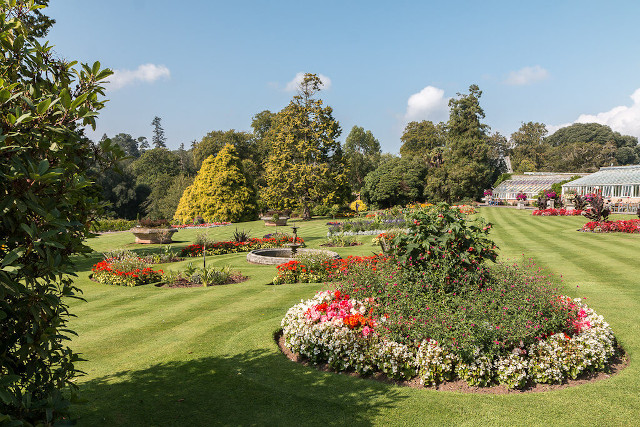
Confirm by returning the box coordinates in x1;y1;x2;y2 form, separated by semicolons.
94;218;136;232
0;3;115;424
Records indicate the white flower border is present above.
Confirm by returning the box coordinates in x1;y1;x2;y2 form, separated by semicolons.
281;292;617;389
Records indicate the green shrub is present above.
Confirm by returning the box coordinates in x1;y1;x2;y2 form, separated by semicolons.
94;218;136;232
390;203;497;293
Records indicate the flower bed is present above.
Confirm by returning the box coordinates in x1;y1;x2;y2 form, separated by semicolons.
282;204;618;389
582;219;640;233
282;290;616;388
532;208;584;216
171;222;231;229
273;255;385;285
92;257;163;287
179;236;303;257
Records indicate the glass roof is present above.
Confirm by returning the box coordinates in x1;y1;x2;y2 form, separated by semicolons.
494;174;579;194
562;165;640;187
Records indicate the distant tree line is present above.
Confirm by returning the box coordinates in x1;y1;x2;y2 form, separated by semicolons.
97;83;640;221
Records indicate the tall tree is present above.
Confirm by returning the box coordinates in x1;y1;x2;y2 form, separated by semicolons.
344;125;381;192
0;2;115;423
151;116;167;148
261;73;349;219
424;85;504;202
399;120;446;166
508;122;549;172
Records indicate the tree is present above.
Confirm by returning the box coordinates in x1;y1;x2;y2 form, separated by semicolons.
174;144;257;223
508;122;549;171
192;129;255;170
542;123;639;170
423;85;504;202
251;109;276;140
361;155;427;208
129;148;181;186
446;84;489;139
399;120;446;166
261;73;349;218
138;135;150;152
0;2;115;423
111;132;141;158
344;125;381;192
151;116;167;148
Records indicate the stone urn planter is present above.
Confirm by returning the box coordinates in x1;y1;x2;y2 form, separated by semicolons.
130;227;178;244
261;216;289;227
517;202;525;210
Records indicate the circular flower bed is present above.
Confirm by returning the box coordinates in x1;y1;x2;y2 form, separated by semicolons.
282;290;616;389
280;203;619;389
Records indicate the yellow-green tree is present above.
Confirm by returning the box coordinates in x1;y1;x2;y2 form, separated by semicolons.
261;73;349;219
174;144;256;223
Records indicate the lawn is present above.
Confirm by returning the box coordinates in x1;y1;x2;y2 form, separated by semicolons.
68;209;640;426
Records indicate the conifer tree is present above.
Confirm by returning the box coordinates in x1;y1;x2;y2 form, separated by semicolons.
151;116;167;148
174;144;256;222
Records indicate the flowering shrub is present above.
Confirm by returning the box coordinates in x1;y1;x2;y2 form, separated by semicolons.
282;291;616;388
484;189;493;197
453;204;476;215
172;221;231;229
582;219;640;233
389;203;497;292
532;208;584;216
272;255;385;285
179;236;303;257
516;192;527;201
92;255;163;287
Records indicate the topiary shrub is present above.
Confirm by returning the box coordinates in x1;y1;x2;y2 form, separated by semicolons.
174;144;257;223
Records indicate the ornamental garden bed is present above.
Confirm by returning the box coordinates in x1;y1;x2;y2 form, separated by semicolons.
279;204;622;390
532;208;584;216
179;235;303;257
157;272;247;288
581;219;640;233
275;330;628;394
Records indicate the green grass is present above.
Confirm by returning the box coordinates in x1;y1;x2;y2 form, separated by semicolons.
67;212;640;426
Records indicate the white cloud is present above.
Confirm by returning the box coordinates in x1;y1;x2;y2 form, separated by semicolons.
404;86;449;122
284;72;332;92
504;65;549;86
550;88;640;138
107;64;170;90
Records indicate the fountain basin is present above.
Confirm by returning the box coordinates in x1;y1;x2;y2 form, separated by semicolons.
246;248;340;265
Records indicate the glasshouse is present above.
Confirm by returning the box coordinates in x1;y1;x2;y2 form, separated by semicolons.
491;172;583;204
562;165;640;203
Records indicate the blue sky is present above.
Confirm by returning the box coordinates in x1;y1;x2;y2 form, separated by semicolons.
46;0;640;153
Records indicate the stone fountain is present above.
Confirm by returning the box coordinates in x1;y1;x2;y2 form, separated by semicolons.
246;224;340;265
